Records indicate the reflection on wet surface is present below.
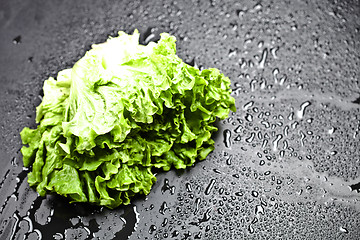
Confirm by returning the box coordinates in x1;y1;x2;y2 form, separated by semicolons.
0;0;359;239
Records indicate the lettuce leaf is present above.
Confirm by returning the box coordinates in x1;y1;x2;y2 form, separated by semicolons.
20;30;236;209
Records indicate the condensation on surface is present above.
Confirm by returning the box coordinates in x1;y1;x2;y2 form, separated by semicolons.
0;0;359;239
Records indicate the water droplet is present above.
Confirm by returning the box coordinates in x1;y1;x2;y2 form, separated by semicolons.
245;132;255;143
251;217;258;224
330;150;337;156
261;120;270;128
217;208;224;215
213;169;222;174
13;35;21;44
53;233;63;239
245;113;253;122
262;139;268;148
283;125;289;136
205;179;216;195
234;125;243;133
270;47;279;59
159;201;169;215
349;182;360;193
248;60;254;68
352;96;360;104
264;171;271;175
226;155;233;165
250;79;256;91
353;131;358;139
198;209;212;224
11;157;17;166
234;135;241;141
149;225;157;234
232;174;240;179
171;230;179;238
161;218;168;228
161;178;175;194
183;231;192;239
228;49;237;58
194;232;202;239
248;224;254;234
243;101;254;110
255;205;264;215
253;3;262;11
328;127;336;134
236;9;246;18
279;150;285;158
288;112;294;121
299;131;306;146
339;227;348;233
186;183;192;192
254;78;264;90
272;68;279;84
223;129;232;148
239;58;247;68
296;101;311;119
251;191;259;197
272;134;283;151
258;48;268;68
291;121;299;129
143;29;156;44
279;75;287;85
235;191;243;197
194;198;201;215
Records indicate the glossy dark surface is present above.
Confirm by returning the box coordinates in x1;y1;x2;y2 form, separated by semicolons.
0;0;359;239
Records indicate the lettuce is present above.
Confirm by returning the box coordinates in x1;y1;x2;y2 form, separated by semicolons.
20;30;236;209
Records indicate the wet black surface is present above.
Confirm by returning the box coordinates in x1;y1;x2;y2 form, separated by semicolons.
0;0;359;239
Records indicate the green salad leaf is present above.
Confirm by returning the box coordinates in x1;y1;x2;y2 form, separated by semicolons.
20;30;236;208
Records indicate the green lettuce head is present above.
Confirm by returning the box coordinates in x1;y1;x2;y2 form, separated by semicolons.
20;30;236;209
